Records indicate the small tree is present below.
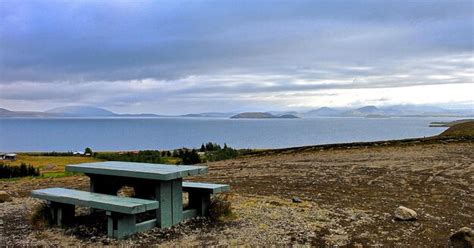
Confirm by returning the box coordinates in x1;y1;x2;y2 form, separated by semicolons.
181;149;202;165
84;147;93;154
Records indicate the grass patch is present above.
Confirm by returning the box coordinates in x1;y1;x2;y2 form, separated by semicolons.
209;194;236;222
40;171;78;178
8;154;102;173
440;121;474;137
30;203;53;230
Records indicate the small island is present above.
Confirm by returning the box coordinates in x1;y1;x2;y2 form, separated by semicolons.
230;112;299;119
429;119;474;127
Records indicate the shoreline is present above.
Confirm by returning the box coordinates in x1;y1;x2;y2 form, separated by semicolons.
9;134;473;155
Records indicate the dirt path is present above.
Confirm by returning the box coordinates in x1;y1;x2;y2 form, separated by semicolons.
1;140;473;246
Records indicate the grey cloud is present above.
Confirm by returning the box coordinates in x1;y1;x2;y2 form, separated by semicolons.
0;0;473;113
1;0;473;83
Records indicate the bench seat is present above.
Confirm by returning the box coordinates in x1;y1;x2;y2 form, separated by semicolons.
31;187;159;239
31;187;159;214
182;182;230;218
182;182;230;194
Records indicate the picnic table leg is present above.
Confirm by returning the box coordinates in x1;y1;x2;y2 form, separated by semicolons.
188;191;211;216
154;179;183;228
106;211;136;239
49;202;75;226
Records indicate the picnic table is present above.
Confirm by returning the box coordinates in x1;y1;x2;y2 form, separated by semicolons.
66;161;208;228
32;161;229;239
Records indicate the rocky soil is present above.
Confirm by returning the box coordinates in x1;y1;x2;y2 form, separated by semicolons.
0;140;473;247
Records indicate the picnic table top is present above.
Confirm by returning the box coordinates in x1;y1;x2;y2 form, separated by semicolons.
66;161;208;181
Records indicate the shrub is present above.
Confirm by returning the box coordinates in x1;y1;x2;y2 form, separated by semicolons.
30;203;52;230
27;151;74;156
180;149;202;165
0;162;40;179
200;142;222;152
84;147;93;154
205;146;239;162
209;194;234;222
94;150;162;163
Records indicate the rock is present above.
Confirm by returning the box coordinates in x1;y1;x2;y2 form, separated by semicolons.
449;227;473;248
394;206;417;221
0;190;12;203
292;197;302;203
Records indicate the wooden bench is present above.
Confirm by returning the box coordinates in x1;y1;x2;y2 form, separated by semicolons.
31;188;159;239
182;182;230;219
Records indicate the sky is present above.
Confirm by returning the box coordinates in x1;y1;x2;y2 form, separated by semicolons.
0;0;473;114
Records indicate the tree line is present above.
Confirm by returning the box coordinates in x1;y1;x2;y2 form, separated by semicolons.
23;142;247;166
0;162;40;179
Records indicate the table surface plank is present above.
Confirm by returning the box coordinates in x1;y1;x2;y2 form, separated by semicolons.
66;161;208;181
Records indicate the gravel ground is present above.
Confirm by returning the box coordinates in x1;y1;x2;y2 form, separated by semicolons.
0;139;473;247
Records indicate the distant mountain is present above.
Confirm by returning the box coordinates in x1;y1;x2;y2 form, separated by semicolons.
342;106;386;117
118;113;162;117
267;111;299;116
382;105;473;117
304;107;342;117
2;104;472;118
181;112;236;118
46;106;117;117
279;114;299;119
0;108;55;118
231;112;299;119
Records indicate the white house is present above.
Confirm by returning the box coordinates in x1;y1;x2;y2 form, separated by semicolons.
0;153;17;161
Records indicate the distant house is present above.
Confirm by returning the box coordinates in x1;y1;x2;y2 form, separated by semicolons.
0;153;17;161
73;151;85;156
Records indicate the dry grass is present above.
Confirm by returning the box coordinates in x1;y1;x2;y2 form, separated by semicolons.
440;121;474;137
7;154;102;173
209;193;235;221
29;202;52;230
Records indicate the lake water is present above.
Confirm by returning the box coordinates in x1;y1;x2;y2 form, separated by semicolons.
0;117;457;152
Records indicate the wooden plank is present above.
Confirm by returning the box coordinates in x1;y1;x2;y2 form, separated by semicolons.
106;211;114;238
182;209;198;220
135;219;157;233
51;202;75;226
183;182;230;194
31;188;159;214
66;162;208;181
116;214;136;239
171;179;183;225
155;181;173;228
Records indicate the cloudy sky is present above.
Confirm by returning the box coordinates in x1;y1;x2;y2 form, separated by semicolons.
0;0;473;114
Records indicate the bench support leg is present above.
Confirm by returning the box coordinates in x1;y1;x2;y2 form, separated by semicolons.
188;192;211;216
155;179;183;228
49;202;75;226
106;211;137;239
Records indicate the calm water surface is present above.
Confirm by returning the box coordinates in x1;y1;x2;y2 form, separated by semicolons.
0;117;456;152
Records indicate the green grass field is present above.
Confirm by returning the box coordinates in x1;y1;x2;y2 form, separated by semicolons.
2;153;181;179
6;154;102;173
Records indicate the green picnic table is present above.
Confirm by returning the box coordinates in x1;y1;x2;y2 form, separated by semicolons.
66;161;208;228
31;161;229;239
